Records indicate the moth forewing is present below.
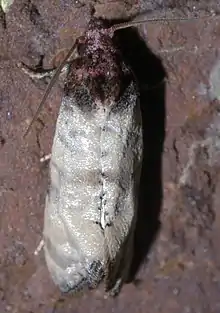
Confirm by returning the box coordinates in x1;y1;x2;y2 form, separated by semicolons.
100;81;143;294
40;17;143;296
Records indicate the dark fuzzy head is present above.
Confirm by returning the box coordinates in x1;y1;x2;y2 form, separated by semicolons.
65;17;132;107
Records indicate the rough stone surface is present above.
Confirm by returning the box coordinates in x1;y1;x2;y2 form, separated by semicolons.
1;1;220;312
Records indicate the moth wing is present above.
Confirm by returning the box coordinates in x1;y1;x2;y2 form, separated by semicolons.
43;189;106;293
43;143;106;293
103;212;136;295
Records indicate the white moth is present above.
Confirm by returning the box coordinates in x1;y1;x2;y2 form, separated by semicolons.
20;16;143;296
43;19;143;296
20;9;202;296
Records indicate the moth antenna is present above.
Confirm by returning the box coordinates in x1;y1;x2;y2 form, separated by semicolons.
111;14;212;32
23;40;78;138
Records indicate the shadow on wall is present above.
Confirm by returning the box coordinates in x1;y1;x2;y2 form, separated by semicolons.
114;27;166;282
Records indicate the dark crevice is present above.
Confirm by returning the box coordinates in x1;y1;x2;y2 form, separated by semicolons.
0;134;6;147
173;138;180;164
0;6;6;29
29;2;41;25
35;117;45;151
20;0;50;35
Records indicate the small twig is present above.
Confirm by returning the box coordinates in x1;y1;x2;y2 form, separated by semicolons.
40;153;51;162
34;239;44;255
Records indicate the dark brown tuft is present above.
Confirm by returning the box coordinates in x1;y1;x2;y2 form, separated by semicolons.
65;18;133;107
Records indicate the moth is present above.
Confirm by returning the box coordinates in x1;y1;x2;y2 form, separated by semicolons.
19;7;212;296
19;13;145;297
